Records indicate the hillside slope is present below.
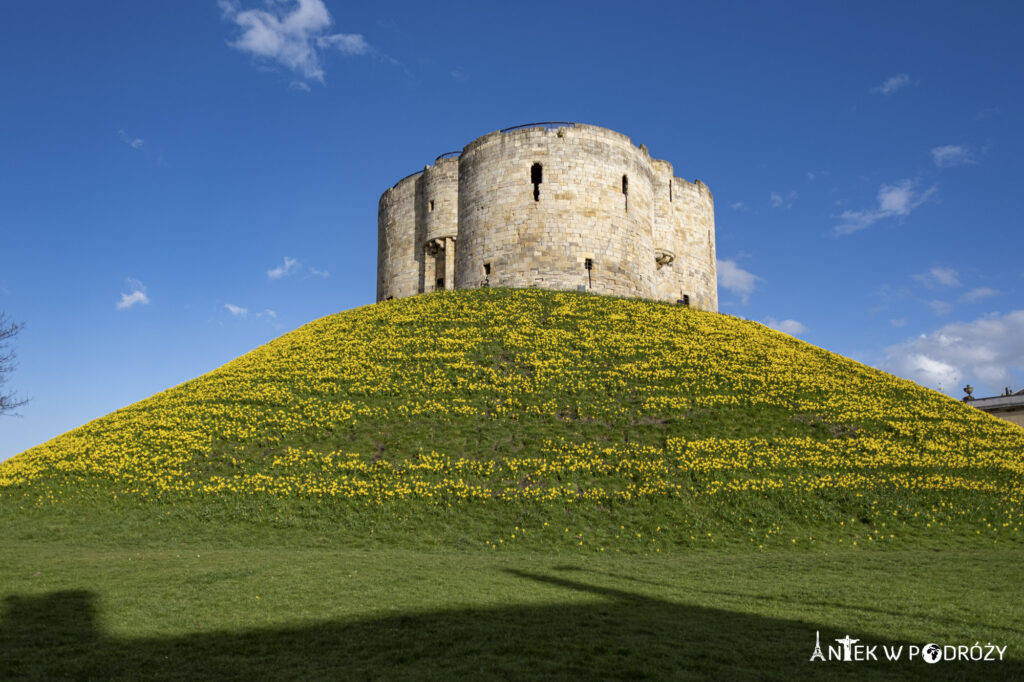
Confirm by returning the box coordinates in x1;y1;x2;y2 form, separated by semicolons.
2;288;1022;550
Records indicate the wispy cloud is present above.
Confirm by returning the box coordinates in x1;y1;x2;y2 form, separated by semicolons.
872;73;910;95
717;259;759;304
834;179;937;236
224;304;278;327
118;129;144;150
219;0;373;83
116;278;149;310
914;267;960;288
931;144;977;168
267;256;299;279
769;191;798;209
889;318;907;328
960;287;999;303
309;267;330;278
317;32;369;55
883;310;1024;394
117;129;167;165
763;317;807;336
927;300;952;316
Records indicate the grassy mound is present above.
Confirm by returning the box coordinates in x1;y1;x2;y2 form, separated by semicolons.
2;287;1022;551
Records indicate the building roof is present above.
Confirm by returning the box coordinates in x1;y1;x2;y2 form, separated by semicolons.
966;387;1024;411
971;394;1024;410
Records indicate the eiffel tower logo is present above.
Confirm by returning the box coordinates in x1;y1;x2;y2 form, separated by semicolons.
810;630;826;662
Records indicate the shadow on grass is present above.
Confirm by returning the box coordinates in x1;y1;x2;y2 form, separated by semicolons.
1;572;1018;680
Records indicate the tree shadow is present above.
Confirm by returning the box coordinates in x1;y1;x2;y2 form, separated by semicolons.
1;573;1018;680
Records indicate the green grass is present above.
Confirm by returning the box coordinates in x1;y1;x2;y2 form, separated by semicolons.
2;529;1022;680
2;288;1023;678
4;289;1021;552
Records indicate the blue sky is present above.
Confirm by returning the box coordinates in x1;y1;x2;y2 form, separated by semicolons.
2;1;1023;459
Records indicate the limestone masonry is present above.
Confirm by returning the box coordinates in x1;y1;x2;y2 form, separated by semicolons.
377;123;717;311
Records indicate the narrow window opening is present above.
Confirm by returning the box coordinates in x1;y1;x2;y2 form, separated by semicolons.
436;278;444;290
584;258;593;289
531;163;543;201
669;179;673;202
429;200;434;212
622;175;629;211
484;263;491;275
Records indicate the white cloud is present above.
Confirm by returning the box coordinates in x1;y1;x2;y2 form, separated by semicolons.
872;73;911;95
118;129;144;149
309;267;330;278
267;256;299;279
883;310;1024;395
116;278;149;310
116;291;149;310
219;0;371;83
763;318;807;336
770;191;798;209
317;33;369;55
889;318;907;328
117;129;167;166
931;144;976;168
730;201;747;211
834;180;937;235
877;182;925;214
914;267;960;288
225;305;279;323
927;300;952;316
961;287;999;303
717;259;759;304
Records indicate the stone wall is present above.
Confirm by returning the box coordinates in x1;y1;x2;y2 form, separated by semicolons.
997;410;1024;428
377;171;422;301
672;179;718;311
456;125;657;296
421;157;459;292
376;123;718;310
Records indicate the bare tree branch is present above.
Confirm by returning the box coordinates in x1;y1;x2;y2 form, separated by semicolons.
0;312;28;417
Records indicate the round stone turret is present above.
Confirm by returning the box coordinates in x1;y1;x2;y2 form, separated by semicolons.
376;123;717;310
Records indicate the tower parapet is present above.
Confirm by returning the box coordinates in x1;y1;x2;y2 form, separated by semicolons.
376;123;718;310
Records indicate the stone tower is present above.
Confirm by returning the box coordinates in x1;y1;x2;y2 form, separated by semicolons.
377;122;717;311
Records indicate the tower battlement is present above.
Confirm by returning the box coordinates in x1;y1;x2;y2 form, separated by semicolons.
377;123;717;310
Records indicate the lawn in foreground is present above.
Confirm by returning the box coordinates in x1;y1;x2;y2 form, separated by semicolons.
2;533;1021;680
